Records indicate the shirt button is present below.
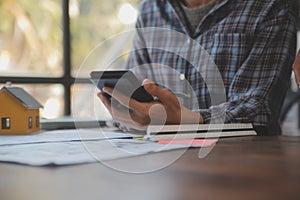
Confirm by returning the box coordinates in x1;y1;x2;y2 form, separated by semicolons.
180;74;185;80
187;38;190;44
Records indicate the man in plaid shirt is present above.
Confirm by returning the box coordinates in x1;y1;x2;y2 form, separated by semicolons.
98;0;297;135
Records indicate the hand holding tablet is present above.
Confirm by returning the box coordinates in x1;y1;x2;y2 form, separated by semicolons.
91;70;203;131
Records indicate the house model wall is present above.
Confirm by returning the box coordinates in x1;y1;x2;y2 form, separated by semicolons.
0;86;43;134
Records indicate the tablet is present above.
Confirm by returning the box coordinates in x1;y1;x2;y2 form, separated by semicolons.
90;70;154;102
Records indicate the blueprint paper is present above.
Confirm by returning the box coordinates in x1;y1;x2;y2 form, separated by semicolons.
0;129;216;166
0;128;132;146
0;139;191;166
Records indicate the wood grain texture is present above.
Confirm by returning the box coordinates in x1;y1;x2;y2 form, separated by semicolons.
0;136;299;200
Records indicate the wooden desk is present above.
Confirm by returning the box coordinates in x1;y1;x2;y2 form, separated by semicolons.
0;136;299;200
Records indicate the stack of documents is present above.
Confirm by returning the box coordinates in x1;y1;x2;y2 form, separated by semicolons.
0;123;256;166
145;123;257;141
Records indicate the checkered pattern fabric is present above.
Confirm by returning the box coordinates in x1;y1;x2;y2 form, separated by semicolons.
126;0;297;135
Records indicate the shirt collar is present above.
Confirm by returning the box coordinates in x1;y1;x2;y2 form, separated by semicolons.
167;0;230;36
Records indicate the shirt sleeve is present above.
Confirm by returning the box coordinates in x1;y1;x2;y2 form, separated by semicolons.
199;1;297;126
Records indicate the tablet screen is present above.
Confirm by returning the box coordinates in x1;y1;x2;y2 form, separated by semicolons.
90;70;153;102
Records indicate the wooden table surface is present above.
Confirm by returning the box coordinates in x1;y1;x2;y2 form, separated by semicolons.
0;136;299;200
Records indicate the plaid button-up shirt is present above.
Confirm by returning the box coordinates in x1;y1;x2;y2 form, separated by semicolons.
126;0;297;135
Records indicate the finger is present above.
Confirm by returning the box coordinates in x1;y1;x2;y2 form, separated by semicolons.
97;92;112;113
98;92;128;120
103;87;134;109
293;50;300;87
143;79;178;104
98;92;148;130
103;86;148;113
112;111;148;131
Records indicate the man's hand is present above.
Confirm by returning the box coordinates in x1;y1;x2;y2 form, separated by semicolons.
97;79;203;131
293;50;300;88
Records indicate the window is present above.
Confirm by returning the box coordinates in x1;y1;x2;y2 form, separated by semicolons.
0;0;139;120
28;117;32;129
1;117;11;129
0;0;65;118
36;116;39;128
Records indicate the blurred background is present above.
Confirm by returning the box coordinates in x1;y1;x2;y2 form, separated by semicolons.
0;0;139;120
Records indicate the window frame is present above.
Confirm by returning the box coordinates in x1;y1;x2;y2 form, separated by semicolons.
1;117;11;130
0;0;90;116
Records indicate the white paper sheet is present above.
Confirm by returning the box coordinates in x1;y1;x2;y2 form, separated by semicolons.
0;128;133;146
0;129;217;166
0;139;189;166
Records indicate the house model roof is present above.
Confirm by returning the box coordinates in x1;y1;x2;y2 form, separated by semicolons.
0;86;43;109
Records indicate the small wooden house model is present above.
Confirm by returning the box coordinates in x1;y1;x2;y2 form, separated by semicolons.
0;86;43;134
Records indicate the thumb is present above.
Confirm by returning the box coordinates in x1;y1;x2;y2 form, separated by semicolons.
143;79;176;104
